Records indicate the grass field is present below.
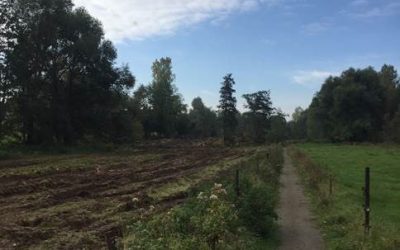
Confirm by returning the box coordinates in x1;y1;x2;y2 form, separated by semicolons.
0;140;259;249
291;143;400;250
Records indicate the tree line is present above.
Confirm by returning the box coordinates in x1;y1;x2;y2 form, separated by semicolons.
289;65;400;143
4;0;396;146
0;0;282;146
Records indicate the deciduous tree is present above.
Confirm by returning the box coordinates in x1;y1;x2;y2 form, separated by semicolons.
243;90;274;143
148;57;185;137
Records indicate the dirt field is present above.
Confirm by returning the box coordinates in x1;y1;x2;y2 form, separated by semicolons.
0;140;249;249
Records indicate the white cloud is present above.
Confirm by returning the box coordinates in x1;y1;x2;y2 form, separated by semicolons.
293;70;337;86
350;0;368;7
344;1;400;19
72;0;280;42
302;22;330;35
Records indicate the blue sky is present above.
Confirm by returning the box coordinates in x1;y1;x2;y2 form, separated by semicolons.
73;0;400;116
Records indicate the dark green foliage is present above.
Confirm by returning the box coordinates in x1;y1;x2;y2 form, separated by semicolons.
380;65;400;142
129;58;188;138
219;74;238;145
380;65;399;119
1;0;281;146
238;183;278;236
188;97;218;137
242;91;274;143
175;112;191;136
235;149;282;237
131;84;152;137
1;0;136;145
300;65;400;142
266;111;288;143
385;109;400;143
288;107;308;140
243;91;274;116
147;57;186;137
331;68;384;141
0;0;17;139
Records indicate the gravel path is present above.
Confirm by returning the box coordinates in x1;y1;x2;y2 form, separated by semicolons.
278;148;325;250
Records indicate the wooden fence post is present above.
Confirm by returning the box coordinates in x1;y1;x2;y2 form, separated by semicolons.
105;227;122;250
235;169;240;197
364;167;370;235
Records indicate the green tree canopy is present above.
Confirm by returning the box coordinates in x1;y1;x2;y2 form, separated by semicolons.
1;0;136;144
305;66;400;142
148;57;185;137
189;97;218;137
242;90;274;143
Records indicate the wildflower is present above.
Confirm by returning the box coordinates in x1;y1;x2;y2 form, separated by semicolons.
132;197;139;203
214;183;223;189
197;192;204;199
149;205;155;211
210;194;218;200
216;188;227;195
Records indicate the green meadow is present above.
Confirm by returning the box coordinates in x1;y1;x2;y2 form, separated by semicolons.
293;143;400;250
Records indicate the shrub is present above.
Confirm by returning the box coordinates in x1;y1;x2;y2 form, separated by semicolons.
125;184;238;250
238;182;277;237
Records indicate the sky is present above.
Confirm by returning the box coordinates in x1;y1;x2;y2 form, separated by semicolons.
72;0;400;116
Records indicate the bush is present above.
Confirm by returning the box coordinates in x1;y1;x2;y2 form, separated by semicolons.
125;184;239;250
238;182;277;237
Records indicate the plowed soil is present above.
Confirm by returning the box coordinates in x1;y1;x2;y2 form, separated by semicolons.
0;140;247;249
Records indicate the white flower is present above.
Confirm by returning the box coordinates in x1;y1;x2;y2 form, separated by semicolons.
132;197;139;203
197;192;204;199
210;194;218;200
216;188;227;195
214;183;223;189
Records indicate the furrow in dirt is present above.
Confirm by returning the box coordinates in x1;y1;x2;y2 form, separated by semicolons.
0;144;247;249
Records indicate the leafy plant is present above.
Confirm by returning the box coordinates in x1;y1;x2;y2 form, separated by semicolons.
238;183;278;236
125;183;238;250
